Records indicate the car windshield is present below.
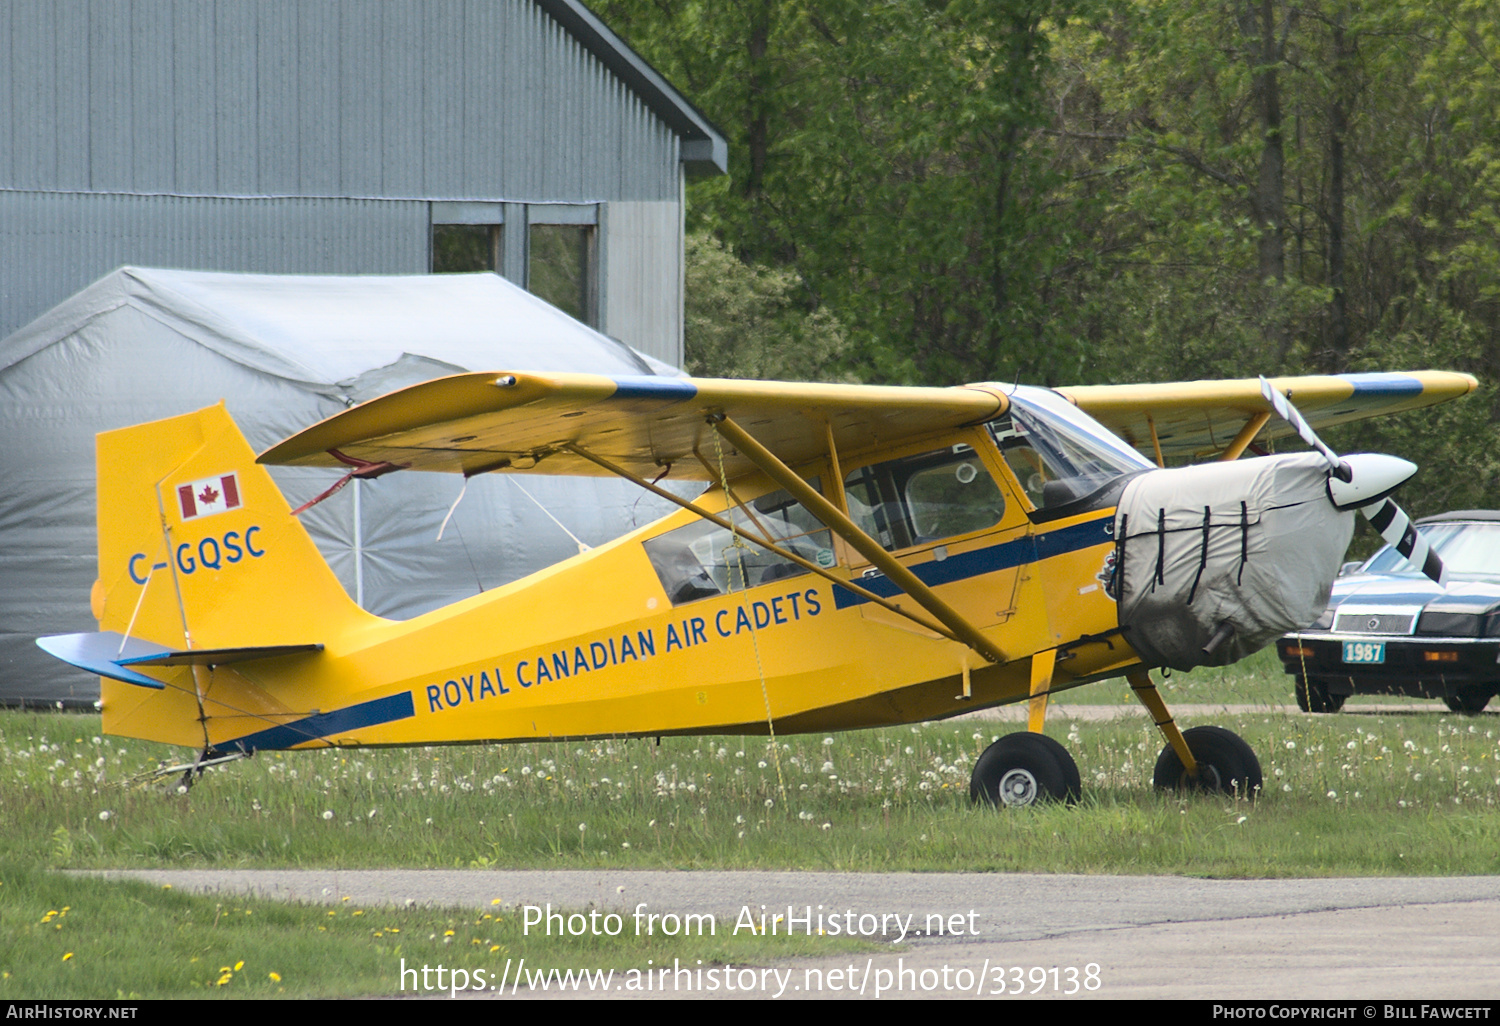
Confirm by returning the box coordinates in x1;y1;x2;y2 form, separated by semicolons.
1362;522;1500;578
991;386;1152;510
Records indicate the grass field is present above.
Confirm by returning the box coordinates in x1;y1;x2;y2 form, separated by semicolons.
3;656;1498;996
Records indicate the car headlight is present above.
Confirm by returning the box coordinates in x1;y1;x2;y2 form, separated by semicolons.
1416;611;1484;637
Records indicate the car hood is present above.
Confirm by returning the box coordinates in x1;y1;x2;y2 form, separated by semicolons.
1330;575;1500;615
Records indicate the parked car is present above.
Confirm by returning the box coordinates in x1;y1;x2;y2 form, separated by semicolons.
1277;511;1500;714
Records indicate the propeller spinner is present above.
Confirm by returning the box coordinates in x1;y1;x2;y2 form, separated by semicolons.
1258;377;1447;585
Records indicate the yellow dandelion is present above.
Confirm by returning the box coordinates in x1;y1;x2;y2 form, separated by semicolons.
162;884;172;890
352;910;364;917
443;929;455;937
269;972;281;982
234;961;244;971
489;945;500;953
62;952;73;962
490;898;502;906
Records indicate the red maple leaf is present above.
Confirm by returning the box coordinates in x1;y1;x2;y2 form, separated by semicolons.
198;484;220;506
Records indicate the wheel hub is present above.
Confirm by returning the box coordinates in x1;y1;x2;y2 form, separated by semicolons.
998;767;1040;806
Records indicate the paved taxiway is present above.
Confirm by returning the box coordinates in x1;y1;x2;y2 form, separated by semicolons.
95;868;1500;999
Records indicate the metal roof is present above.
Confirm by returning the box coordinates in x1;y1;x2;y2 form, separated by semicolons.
537;0;727;174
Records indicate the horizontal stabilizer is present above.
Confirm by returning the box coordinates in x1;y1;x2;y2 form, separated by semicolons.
37;632;320;689
116;643;323;667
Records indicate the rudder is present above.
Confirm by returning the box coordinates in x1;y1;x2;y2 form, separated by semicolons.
94;402;366;652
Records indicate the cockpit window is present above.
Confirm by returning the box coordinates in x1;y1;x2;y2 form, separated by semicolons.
643;482;833;605
844;445;1007;551
993;387;1152;511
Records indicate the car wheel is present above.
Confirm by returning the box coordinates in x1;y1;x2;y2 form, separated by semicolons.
1152;725;1263;797
1294;675;1344;714
970;732;1080;807
1443;688;1491;715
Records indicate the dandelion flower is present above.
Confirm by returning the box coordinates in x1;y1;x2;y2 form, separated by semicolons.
62;952;73;962
322;810;334;820
269;972;281;982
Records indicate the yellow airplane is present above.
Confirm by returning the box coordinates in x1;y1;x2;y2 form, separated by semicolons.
38;370;1476;805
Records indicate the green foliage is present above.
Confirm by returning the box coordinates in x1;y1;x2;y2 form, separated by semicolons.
683;230;849;380
614;0;1499;473
604;0;1111;385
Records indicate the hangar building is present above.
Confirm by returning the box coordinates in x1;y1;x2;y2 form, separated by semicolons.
0;0;726;704
0;0;725;364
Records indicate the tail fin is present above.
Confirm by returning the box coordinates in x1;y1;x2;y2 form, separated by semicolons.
95;403;363;650
84;404;375;746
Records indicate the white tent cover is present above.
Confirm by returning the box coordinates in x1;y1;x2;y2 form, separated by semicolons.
0;267;683;705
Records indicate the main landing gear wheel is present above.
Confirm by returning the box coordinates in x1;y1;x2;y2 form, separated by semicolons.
1443;688;1492;715
1152;725;1262;797
970;732;1081;807
1294;675;1345;714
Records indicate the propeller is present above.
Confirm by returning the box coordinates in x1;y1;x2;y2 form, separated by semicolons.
1259;377;1447;585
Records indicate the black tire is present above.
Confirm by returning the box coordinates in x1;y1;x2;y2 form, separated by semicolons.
1295;676;1345;714
1152;725;1263;797
1443;688;1491;715
970;732;1081;807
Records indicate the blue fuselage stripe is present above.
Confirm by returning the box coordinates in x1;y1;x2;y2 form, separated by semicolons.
832;515;1114;609
219;691;416;753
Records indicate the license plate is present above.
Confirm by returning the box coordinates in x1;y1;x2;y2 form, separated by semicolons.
1343;641;1385;664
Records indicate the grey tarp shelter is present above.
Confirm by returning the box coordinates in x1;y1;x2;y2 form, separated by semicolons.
0;267;683;705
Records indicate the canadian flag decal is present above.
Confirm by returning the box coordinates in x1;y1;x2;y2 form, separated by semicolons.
177;473;242;521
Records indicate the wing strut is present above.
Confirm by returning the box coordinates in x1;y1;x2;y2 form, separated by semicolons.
1218;412;1272;462
560;443;960;642
708;415;1008;665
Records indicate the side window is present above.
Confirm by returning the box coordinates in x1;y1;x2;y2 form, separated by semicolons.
643;483;833;605
844;445;1006;552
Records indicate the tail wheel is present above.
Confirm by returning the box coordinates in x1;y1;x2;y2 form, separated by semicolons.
1295;675;1345;714
1444;688;1491;715
1152;725;1262;797
971;732;1081;808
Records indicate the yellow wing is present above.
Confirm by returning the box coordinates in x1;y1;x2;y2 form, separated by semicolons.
258;372;1005;479
1057;371;1478;464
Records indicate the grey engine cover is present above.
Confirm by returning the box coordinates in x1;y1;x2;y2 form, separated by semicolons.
1112;453;1354;670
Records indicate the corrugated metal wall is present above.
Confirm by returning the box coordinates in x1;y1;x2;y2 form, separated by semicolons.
0;192;430;339
0;0;681;203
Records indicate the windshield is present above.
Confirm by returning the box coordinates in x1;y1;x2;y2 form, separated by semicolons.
991;386;1152;510
1362;522;1500;579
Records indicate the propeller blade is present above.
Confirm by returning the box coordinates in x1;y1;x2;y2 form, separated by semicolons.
1258;376;1349;479
1257;377;1445;584
1362;497;1448;586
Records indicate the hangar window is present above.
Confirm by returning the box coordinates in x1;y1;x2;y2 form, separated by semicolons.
430;203;600;327
432;224;502;274
528;206;597;327
643;483;832;605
